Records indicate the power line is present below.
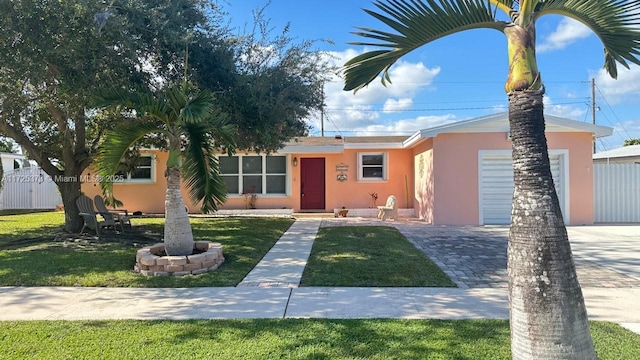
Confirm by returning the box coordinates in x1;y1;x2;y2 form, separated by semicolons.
324;79;589;85
326;101;587;112
594;83;633;140
323;111;343;137
311;129;415;135
334;97;588;107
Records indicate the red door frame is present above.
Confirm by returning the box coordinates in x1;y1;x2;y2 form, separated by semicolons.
300;158;326;210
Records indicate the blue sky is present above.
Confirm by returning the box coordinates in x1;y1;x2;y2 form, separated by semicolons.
224;0;640;151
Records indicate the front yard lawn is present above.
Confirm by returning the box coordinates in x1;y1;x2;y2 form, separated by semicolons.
0;214;293;287
0;211;65;247
300;226;456;287
1;319;638;360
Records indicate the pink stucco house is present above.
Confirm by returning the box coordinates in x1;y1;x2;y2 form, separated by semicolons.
81;112;611;225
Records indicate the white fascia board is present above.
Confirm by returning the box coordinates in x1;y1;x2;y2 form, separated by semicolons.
278;145;344;154
403;130;424;148
403;112;614;148
418;113;508;138
593;144;640;159
0;152;25;159
545;115;612;138
343;143;404;150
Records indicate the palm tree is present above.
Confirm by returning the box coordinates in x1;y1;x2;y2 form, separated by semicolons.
96;83;236;256
343;1;639;359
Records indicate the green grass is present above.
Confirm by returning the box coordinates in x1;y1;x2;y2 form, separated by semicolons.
300;226;456;287
0;319;637;359
0;214;293;287
0;211;66;246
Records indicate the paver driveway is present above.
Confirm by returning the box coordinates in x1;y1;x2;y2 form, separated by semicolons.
321;219;640;289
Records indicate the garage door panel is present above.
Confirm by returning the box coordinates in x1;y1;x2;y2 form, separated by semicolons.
480;154;563;225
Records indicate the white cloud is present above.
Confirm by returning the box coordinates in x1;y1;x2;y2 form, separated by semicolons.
350;114;457;136
538;18;592;53
593;64;640;103
543;96;588;119
311;48;441;132
383;98;413;112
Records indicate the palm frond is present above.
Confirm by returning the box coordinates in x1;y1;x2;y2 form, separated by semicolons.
182;122;228;213
95;120;165;197
180;90;216;124
489;0;517;14
208;118;238;156
97;87;171;124
343;0;508;92
167;86;189;120
536;0;640;78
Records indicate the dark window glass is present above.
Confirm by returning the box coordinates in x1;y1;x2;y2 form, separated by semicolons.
220;156;239;174
266;175;286;193
222;175;239;193
242;156;262;174
362;167;383;178
243;175;262;193
130;168;151;179
138;157;152;167
362;154;383;166
266;156;286;173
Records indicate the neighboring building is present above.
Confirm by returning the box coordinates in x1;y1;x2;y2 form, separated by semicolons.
592;144;640;223
81;112;612;225
593;144;640;164
0;152;26;173
0;153;61;210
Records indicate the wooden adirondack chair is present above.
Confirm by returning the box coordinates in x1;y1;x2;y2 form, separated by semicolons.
76;195;116;236
94;195;131;231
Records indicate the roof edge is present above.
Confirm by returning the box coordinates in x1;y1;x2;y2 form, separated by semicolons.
404;112;613;148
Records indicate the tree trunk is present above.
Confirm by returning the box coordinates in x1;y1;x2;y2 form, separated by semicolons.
163;166;194;256
507;89;597;359
57;179;83;233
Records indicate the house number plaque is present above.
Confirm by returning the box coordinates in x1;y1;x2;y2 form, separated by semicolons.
336;163;348;182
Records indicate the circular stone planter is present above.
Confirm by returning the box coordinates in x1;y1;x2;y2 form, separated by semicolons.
134;241;224;276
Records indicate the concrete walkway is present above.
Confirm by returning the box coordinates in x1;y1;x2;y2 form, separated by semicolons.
1;286;640;331
1;217;639;336
237;219;320;288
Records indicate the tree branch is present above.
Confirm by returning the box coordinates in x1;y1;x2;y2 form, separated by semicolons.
0;112;62;176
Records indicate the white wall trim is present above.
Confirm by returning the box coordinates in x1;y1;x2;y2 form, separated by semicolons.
357;151;388;182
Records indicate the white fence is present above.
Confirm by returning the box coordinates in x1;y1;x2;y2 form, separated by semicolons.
594;163;640;223
0;167;62;210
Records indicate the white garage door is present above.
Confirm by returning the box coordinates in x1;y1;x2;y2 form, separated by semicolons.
479;153;565;225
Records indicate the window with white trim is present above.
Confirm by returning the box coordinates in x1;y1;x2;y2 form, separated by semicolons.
219;155;287;195
117;154;156;183
358;152;387;181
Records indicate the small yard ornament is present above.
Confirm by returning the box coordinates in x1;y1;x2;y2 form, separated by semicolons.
369;192;379;207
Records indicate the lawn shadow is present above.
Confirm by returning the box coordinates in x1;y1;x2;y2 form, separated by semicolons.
165;318;511;359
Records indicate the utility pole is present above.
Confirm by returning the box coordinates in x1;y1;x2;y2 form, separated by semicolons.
591;78;596;154
320;82;325;137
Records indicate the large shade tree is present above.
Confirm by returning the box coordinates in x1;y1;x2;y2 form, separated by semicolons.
0;0;222;231
97;84;235;256
343;0;640;359
190;7;331;153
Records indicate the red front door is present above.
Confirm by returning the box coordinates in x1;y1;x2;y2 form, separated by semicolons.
300;158;325;210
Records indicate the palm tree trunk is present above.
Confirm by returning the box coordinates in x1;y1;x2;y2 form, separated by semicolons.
507;89;597;359
163;165;194;256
